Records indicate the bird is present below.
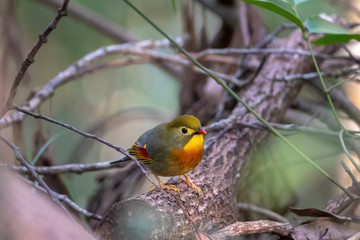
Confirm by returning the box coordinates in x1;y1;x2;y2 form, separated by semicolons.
111;114;207;195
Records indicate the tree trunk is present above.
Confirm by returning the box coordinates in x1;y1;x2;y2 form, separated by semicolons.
95;29;339;239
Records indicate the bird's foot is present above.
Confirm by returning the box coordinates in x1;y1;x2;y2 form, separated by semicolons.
149;184;180;193
149;177;180;194
180;175;203;196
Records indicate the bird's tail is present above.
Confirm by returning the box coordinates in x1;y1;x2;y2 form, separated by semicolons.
110;155;131;164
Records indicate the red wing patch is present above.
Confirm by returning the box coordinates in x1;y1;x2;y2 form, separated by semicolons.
128;142;153;164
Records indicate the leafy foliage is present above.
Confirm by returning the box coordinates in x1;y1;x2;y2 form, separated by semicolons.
242;0;360;44
241;0;305;31
307;15;360;45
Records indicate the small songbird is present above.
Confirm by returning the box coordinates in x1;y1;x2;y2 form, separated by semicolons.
112;115;207;195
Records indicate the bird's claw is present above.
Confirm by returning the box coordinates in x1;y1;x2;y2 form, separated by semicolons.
149;184;180;194
180;175;203;196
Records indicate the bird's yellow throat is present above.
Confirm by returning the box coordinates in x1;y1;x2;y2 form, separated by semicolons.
184;134;204;152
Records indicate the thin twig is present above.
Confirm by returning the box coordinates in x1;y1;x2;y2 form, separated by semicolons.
15;174;103;220
13;105;128;155
238;202;289;223
342;44;360;64
305;35;343;129
33;180;103;220
339;129;360;173
39;0;138;42
340;161;360;191
257;23;297;48
1;0;28;83
57;192;103;221
119;48;244;86
205;118;341;137
12;105;157;186
3;115;340;176
0;38;183;129
0;0;69;118
10;158;128;175
2;41;357;129
275;67;359;81
0;134;74;220
39;0;181;77
196;47;359;62
235;23;297;78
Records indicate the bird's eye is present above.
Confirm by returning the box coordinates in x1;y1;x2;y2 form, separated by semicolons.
181;128;188;134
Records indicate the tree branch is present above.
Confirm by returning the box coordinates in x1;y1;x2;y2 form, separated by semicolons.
3;118;343;177
11;105;157;186
39;0;137;43
10;159;126;175
0;38;183;129
0;0;69;118
196;47;359;61
210;220;293;239
96;29;342;239
26;177;103;221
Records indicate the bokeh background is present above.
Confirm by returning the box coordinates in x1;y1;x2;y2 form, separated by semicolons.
1;0;360;229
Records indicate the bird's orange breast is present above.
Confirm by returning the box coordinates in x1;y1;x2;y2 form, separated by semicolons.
169;134;204;175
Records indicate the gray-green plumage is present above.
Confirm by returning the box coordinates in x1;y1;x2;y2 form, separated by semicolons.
127;115;205;176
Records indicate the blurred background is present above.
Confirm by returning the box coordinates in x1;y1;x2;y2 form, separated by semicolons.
0;0;360;231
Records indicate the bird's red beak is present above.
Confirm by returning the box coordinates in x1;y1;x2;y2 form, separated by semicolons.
198;129;207;135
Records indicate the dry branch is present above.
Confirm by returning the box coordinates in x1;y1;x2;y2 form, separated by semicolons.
10;159;125;175
196;47;359;61
210;220;293;239
0;0;69;118
325;184;360;215
0;38;183;129
40;0;138;43
95;29;341;239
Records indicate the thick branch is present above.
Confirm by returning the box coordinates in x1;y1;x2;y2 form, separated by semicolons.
96;30;340;239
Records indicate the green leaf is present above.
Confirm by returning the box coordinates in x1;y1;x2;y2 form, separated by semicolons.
307;15;349;34
312;34;360;45
307;15;360;45
31;131;66;166
241;0;305;31
293;0;311;6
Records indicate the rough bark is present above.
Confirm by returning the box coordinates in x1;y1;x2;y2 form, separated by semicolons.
96;29;339;239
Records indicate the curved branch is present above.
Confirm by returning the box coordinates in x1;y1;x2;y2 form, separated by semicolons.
0;38;183;129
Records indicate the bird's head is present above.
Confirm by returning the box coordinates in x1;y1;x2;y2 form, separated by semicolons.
166;115;206;147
